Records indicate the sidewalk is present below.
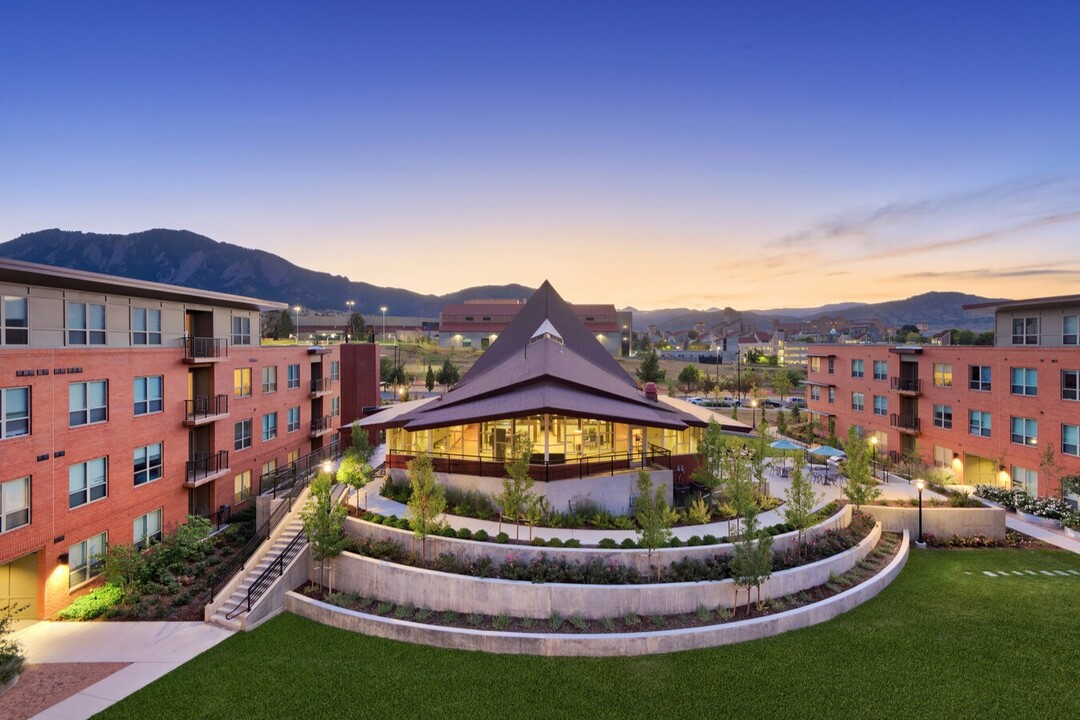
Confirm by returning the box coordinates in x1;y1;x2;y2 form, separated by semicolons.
1005;516;1080;554
11;621;233;720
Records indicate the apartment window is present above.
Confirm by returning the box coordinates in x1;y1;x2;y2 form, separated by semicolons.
331;396;340;418
133;443;163;486
69;532;106;588
234;368;252;398
131;308;162;345
933;363;953;387
1011;317;1039;345
969;410;991;438
809;357;821;373
969;365;991;392
827;357;835;374
262;366;278;393
933;446;954;469
262;459;277;483
1064;315;1078;345
1;476;30;533
67;301;106;345
330;360;340;382
69;457;107;509
1;296;28;345
287;449;299;466
1010;367;1037;397
1;387;30;439
287;406;301;433
1010;417;1038;446
1062;424;1079;457
262;412;278;442
827;387;835;404
872;395;887;416
873;360;887;381
933;404;953;430
133;376;163;415
851;359;864;378
234;419;252;451
69;381;108;427
234;470;252;504
851;392;864;412
133;509;163;549
809;385;821;402
1062;370;1080;401
1011;466;1038;495
231;316;251;345
287;364;301;389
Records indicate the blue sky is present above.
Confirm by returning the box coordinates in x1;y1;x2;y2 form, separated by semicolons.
3;1;1079;308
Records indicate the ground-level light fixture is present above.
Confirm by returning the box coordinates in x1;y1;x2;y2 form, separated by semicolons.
915;478;926;547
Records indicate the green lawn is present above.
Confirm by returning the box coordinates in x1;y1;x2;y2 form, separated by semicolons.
97;549;1080;720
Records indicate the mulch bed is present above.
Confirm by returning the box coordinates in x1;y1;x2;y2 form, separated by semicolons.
0;663;130;720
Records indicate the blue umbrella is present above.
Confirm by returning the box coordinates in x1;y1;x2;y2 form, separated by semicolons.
769;439;802;451
809;445;847;458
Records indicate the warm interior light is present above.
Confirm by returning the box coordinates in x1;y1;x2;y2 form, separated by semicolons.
916;479;925;491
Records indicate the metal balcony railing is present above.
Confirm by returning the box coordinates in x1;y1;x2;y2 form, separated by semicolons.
890;377;922;393
183;335;228;361
186;450;230;483
889;413;921;432
184;394;229;422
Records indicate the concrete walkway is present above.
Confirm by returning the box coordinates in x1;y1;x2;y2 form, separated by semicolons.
11;621;234;720
1005;516;1080;554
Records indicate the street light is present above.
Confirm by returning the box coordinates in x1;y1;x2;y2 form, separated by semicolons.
915;479;926;547
750;399;758;428
293;306;301;345
869;435;879;481
345;300;355;342
380;306;388;343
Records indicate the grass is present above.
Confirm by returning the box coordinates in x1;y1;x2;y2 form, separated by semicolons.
96;549;1080;719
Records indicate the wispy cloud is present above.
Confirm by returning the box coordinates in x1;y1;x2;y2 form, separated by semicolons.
888;262;1080;282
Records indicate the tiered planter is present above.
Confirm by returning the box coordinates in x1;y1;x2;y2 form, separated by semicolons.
1015;509;1062;528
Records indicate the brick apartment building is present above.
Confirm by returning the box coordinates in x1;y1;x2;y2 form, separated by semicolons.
0;259;378;618
806;293;1080;502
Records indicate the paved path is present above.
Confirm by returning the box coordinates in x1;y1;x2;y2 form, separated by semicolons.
11;621;233;720
1005;516;1080;554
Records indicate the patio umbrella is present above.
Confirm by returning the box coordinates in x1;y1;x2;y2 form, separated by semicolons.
808;445;847;458
769;440;802;451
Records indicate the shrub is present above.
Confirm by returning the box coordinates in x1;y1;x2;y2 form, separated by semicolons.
547;537;564;548
686;496;711;525
56;584;124;620
702;534;719;545
366;513;384;524
598;538;618;549
667;537;684;548
495;532;510;544
0;603;26;684
456;528;473;540
531;537;547;546
687;535;703;547
473;529;490;542
444;486;499;521
394;518;411;531
380;476;411;504
564;539;582;548
619;538;638;549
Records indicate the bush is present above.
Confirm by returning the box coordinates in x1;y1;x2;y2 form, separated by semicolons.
547;538;564;548
495;532;510;543
598;538;618;549
380;476;412;504
0;603;26;684
456;528;473;540
56;584;124;621
531;537;547;546
394;518;411;530
473;529;490;542
366;514;384;524
444;486;499;520
702;534;719;545
564;539;581;548
687;535;703;546
619;538;638;549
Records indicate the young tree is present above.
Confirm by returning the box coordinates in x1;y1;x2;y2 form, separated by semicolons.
724;449;755;536
776;409;788;437
634;470;677;580
436;358;460;391
406;453;446;563
1039;444;1062;498
348;312;367;339
523;495;550;541
789;402;801;422
677;364;702;394
300;471;349;593
701;376;717;399
783;455;820;554
425;364;436;393
495;433;537;540
729;499;773;613
0;602;26;687
804;414;816;445
636;350;666;384
772;370;793;401
748;422;770;496
337;424;375;514
271;309;295;340
841;427;880;510
691;419;728;510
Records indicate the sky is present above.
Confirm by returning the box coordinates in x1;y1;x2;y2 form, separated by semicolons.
3;0;1080;310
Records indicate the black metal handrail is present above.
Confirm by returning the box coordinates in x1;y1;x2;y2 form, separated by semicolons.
889;413;921;431
310;415;331;434
226;528;307;620
310;377;333;393
209;499;293;601
890;377;922;393
185;394;229;421
186;450;229;482
259;437;342;499
183;335;228;360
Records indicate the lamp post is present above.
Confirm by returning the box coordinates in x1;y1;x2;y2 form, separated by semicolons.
750;399;758;428
293;306;301;345
345;300;355;342
322;460;332;476
916;479;926;547
380;306;388;343
869;435;879;481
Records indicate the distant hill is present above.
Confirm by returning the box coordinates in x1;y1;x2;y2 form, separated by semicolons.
0;229;533;316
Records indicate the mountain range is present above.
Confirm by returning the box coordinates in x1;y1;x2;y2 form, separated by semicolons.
0;229;1002;331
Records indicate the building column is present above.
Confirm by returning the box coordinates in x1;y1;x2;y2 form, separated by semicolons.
543;413;550;462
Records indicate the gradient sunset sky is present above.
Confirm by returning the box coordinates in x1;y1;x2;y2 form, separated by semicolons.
3;1;1080;310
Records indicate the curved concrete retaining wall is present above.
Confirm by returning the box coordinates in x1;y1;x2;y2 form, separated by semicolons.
344;504;853;570
287;529;908;657
861;504;1005;539
324;521;880;620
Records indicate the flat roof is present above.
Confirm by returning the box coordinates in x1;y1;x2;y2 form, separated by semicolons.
0;258;287;311
962;294;1080;311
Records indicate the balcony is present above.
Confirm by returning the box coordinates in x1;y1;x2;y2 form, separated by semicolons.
185;450;230;487
890;377;922;395
184;395;230;426
309;377;333;398
889;413;921;435
310;415;332;438
182;336;228;363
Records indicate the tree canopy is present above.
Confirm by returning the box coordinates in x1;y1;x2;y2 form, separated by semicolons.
636;350;666;384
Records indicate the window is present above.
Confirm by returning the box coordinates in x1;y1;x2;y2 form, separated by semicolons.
1011;466;1038;495
850;359;864;378
330;361;340;382
231;316;251;345
1011;317;1039;345
131;308;161;345
933;446;954;470
969;365;991;391
67;301;106;345
933;404;953;430
287;406;301;432
933;363;953;387
969;410;991;438
827;387;835;404
234;419;252;451
1;296;28;345
133;443;163;486
133;509;162;549
234;471;252;504
262;412;277;442
287;449;299;466
331;396;340;418
69;457;107;508
1;387;30;438
1010;417;1038;446
69;381;108;427
261;366;277;393
234;368;252;398
1064;315;1078;345
1;476;30;533
69;532;106;588
873;360;887;381
827;357;835;374
1062;424;1079;457
1063;370;1080;401
872;395;887;416
809;357;821;373
262;459;277;482
809;385;821;402
287;364;300;389
133;376;163;415
1010;367;1037;397
851;392;864;411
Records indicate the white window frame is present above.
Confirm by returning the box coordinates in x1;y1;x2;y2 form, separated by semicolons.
851;359;864;379
1;386;30;439
69;380;108;427
69;532;107;588
933;404;953;430
1011;317;1039;345
1;296;29;345
969;365;992;392
969;410;991;438
933;363;953;388
69;457;108;509
287;406;301;433
231;316;251;346
1062;424;1079;457
330;361;340;382
262;365;278;393
1010;416;1038;446
131;307;162;345
287;364;301;389
1064;315;1078;346
134;376;163;415
1010;367;1037;397
234;470;252;504
133;509;163;549
851;392;864;412
262;412;277;442
235;419;252;451
1062;370;1080;401
1;476;30;533
134;443;163;486
872;360;887;381
872;395;887;416
66;301;106;345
